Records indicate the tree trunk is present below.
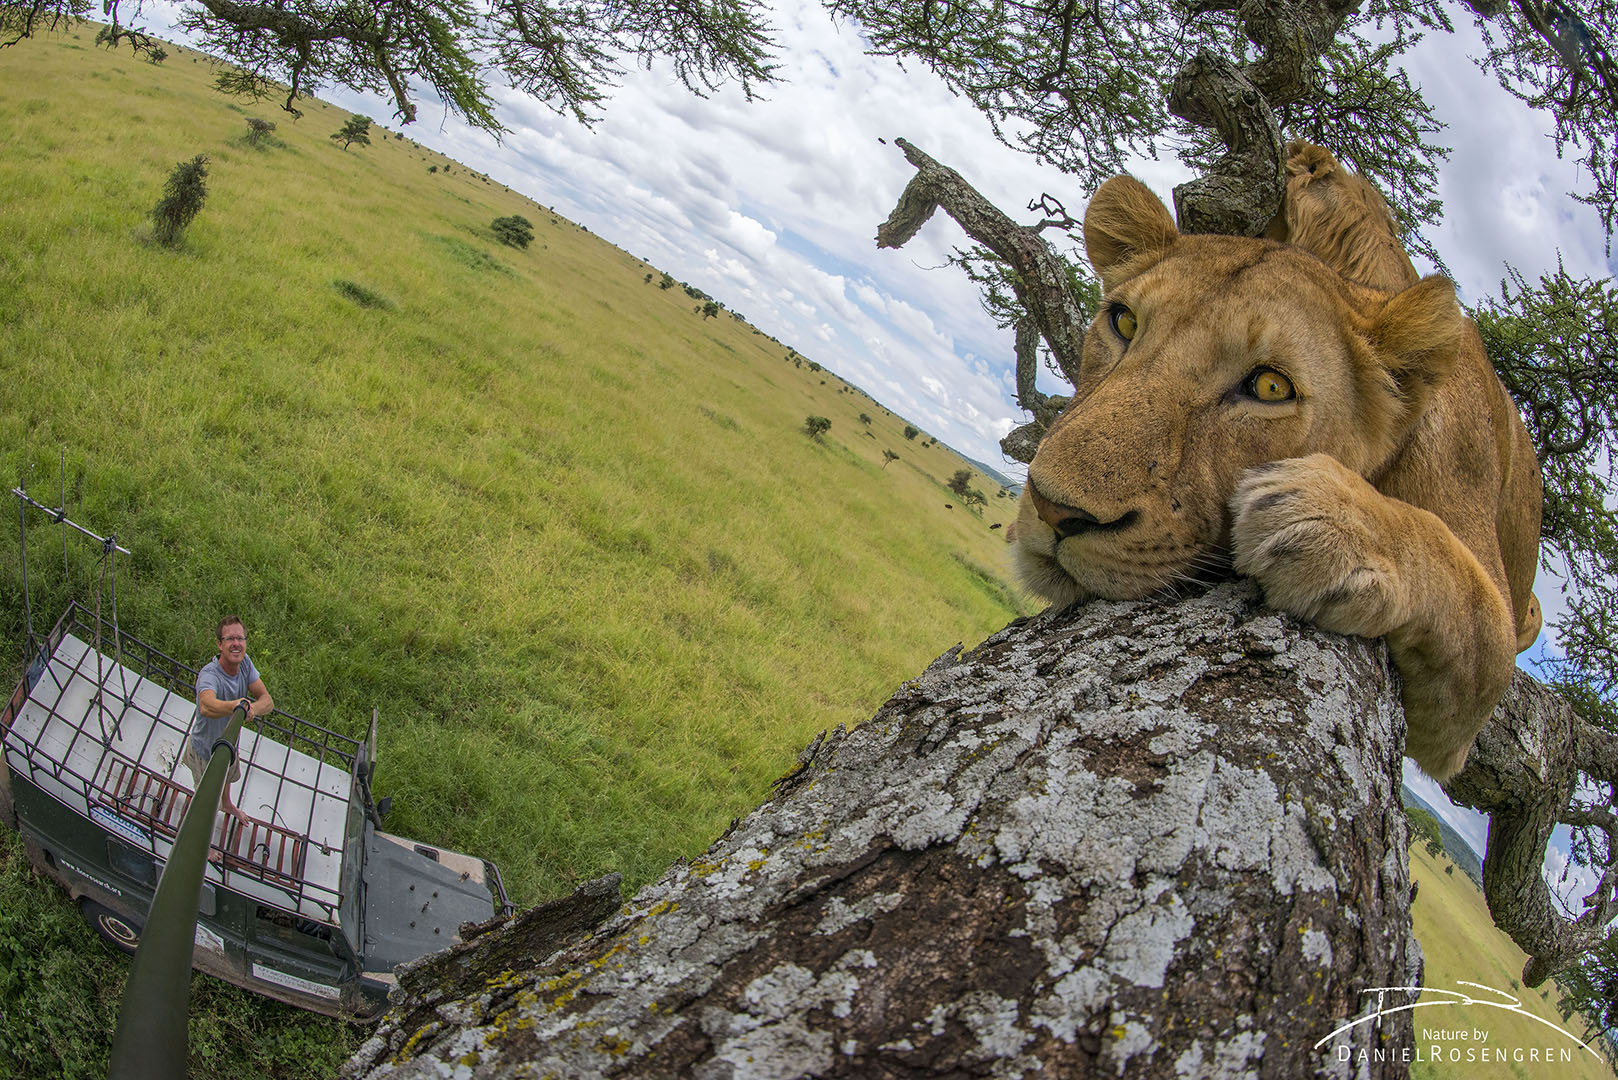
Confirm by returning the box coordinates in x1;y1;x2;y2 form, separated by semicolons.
346;582;1422;1079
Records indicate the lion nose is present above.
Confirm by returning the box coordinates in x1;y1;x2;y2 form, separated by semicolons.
1028;483;1139;538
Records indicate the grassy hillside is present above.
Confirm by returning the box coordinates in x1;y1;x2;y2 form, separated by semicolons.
1409;845;1612;1080
0;26;1029;1079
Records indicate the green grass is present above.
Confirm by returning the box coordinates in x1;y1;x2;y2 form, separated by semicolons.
0;26;1031;1078
1407;845;1613;1080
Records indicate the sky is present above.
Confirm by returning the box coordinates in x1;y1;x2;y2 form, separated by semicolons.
140;0;1612;904
298;0;1616;477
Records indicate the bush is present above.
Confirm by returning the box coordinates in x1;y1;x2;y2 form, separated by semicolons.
948;469;974;497
244;117;277;147
803;416;831;441
150;154;208;247
491;215;534;249
904;425;919;440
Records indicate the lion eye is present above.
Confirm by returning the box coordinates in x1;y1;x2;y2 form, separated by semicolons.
1244;368;1295;402
1109;305;1138;341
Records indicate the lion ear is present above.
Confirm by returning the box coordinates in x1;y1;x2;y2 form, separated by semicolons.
1369;275;1465;402
1084;176;1179;290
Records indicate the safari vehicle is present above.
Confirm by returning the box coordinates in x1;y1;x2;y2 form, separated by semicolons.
0;600;513;1019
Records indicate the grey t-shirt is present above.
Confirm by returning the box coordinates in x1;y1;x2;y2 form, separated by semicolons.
191;655;260;757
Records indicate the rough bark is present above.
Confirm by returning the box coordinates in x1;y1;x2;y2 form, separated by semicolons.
1166;51;1286;238
1443;673;1618;987
347;582;1422;1079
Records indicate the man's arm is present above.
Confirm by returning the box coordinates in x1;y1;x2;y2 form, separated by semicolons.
197;688;239;720
246;677;273;718
197;682;272;720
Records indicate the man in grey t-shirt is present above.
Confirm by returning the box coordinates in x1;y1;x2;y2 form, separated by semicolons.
186;615;274;814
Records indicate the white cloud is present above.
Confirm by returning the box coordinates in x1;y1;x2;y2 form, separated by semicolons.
146;0;1611;491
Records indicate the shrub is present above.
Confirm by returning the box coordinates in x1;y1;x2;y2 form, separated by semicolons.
657;273;674;290
859;413;872;425
244;117;277;147
803;416;831;441
150;154;208;247
903;425;919;440
948;469;973;497
883;450;900;470
491;215;534;249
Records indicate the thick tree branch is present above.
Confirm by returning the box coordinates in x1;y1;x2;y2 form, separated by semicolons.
877;138;1089;461
1167;50;1285;236
1444;672;1618;986
348;583;1421;1078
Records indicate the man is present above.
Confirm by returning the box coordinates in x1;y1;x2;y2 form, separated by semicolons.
185;615;273;814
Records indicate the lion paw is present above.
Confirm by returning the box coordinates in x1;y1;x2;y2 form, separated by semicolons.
1230;454;1409;640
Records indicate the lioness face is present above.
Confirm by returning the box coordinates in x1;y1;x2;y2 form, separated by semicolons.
1013;176;1460;607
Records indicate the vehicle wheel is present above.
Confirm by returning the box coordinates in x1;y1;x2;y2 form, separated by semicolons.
81;899;143;954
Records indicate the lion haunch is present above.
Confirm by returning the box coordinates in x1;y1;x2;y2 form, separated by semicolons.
1012;146;1542;781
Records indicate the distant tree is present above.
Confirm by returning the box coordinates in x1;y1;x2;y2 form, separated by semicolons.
331;114;371;150
644;273;654;284
428;165;438;173
1444;864;1455;876
947;469;973;498
803;416;831;441
700;301;720;319
882;449;899;470
807;361;821;372
149;154;209;247
859;413;872;425
1406;806;1446;860
244;116;277;147
657;273;674;290
903;426;918;441
491;214;535;248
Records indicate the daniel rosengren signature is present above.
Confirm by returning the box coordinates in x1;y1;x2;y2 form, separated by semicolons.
1312;980;1607;1066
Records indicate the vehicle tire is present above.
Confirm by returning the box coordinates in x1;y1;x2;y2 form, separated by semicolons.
81;899;143;954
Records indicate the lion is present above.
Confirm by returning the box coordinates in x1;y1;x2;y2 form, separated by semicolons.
1011;147;1542;780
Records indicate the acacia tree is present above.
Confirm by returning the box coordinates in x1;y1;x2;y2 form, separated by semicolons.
15;0;1616;1041
330;113;372;150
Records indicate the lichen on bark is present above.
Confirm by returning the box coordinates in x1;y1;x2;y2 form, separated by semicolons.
348;582;1421;1079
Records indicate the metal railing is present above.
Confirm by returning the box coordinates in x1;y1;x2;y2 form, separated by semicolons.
2;603;364;921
